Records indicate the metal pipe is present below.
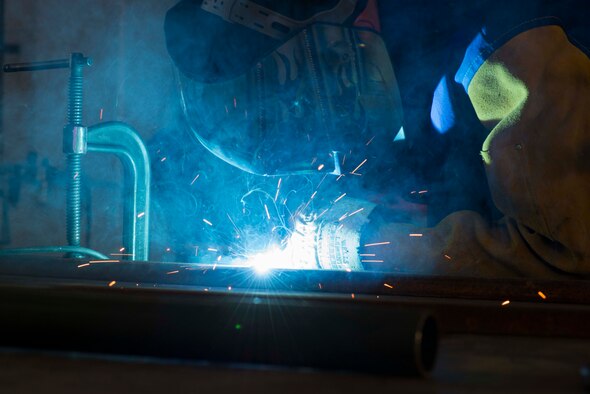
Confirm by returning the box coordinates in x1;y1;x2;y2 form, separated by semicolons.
87;122;150;261
0;284;438;376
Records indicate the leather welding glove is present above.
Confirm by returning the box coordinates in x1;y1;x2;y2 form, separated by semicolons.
281;197;376;271
361;24;590;278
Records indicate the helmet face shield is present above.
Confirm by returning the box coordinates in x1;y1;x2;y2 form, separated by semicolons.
179;23;403;176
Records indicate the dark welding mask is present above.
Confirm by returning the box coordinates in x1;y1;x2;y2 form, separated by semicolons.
173;0;403;176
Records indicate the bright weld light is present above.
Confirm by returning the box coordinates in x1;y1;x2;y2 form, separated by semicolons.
247;246;284;275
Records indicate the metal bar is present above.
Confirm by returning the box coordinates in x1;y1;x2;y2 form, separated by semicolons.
3;58;70;73
87;122;150;261
0;246;108;260
0;284;437;376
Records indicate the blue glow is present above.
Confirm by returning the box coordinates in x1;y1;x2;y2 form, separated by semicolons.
431;76;454;134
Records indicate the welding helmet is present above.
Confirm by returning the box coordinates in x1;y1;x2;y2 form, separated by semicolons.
166;0;403;176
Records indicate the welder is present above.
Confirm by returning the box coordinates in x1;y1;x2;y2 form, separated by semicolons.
158;0;590;278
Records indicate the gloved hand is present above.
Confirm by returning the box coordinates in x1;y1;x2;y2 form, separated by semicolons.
281;197;376;271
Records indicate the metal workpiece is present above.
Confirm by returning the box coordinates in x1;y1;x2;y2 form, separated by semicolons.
0;283;437;376
87;122;151;261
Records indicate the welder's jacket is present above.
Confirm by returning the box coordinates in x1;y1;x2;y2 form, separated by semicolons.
363;23;590;278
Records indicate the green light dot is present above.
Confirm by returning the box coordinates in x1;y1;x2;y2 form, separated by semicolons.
235;324;242;330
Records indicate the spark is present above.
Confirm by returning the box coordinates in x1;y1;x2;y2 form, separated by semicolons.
203;218;213;226
190;174;200;185
160;157;167;162
217;255;222;261
334;193;346;203
99;108;104;120
384;283;393;289
364;241;391;247
137;212;145;218
350;158;367;174
226;213;242;237
119;247;125;252
351;293;355;299
345;268;352;272
318;283;323;289
349;172;362;176
359;253;375;257
444;254;452;260
501;300;510;306
338;213;349;221
361;259;384;263
165;247;171;252
110;253;134;257
228;286;232;291
538;291;547;300
274;178;282;202
409;233;423;237
316;208;329;219
365;135;375;146
317;164;325;171
418;190;428;194
108;281;116;287
166;270;179;275
264;204;271;220
77;263;90;268
207;247;218;252
336;224;344;231
347;207;365;218
299;190;319;213
336;174;345;181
